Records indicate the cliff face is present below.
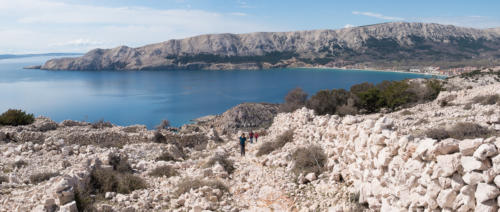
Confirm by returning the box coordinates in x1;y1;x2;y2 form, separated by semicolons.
41;22;500;71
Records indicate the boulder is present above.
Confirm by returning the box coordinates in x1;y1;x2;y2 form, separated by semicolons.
475;183;500;203
473;144;498;161
59;201;78;212
461;156;488;172
305;173;317;182
462;172;483;185
475;199;498;212
459;139;484;156
436;153;461;177
437;189;457;208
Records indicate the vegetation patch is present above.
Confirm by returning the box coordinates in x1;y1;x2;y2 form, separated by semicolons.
156;151;176;162
169;51;298;65
148;165;178;178
203;153;235;174
256;129;294;156
91;119;113;129
174;178;228;198
471;94;500;105
29;172;59;184
426;122;494;140
291;145;327;176
0;175;7;184
280;87;308;113
0;109;35;126
290;78;442;116
13;160;28;168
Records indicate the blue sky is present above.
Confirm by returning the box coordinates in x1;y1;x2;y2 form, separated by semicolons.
1;0;500;54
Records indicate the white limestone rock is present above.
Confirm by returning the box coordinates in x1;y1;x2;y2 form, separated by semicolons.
473;143;498;161
461;156;488;172
475;183;500;203
459;139;484;156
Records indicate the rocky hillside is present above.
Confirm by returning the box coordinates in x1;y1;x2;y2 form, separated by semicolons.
41;22;500;71
1;71;500;211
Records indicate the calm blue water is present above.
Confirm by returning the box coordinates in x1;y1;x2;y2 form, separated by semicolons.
0;56;436;128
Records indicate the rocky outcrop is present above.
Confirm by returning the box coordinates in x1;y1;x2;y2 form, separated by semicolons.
41;22;500;71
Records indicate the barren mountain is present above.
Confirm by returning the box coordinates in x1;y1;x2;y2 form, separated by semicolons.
41;22;500;71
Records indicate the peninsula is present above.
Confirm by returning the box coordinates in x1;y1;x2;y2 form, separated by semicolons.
40;22;500;75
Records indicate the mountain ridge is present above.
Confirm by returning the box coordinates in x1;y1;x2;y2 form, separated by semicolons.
41;22;500;71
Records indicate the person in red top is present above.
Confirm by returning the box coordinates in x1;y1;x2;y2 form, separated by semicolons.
249;131;254;143
255;132;259;143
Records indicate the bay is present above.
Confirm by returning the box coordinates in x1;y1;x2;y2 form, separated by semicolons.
0;56;436;128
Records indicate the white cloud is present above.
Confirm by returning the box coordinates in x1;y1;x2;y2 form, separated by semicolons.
0;0;275;53
344;24;354;28
352;11;404;21
237;0;254;8
230;12;247;16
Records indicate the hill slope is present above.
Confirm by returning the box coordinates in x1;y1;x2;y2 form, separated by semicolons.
42;22;500;71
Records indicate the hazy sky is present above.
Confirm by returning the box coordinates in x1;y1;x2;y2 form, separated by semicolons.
2;0;500;54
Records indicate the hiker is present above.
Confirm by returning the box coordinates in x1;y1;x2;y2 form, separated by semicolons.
239;133;247;156
255;132;259;143
249;131;254;143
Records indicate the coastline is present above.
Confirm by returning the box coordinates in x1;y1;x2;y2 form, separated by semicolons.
297;66;448;78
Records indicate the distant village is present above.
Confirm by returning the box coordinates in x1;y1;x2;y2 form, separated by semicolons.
334;64;500;76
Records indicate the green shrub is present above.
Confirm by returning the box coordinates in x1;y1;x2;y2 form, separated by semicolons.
174;178;227;197
203;153;235;174
0;109;35;126
256;129;294;156
291;145;326;176
280;87;308;113
472;94;500;105
306;90;338;115
29;172;59;184
149;165;178;178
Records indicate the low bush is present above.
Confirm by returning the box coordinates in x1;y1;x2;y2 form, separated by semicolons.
14;160;28;168
291;145;326;176
156;119;170;130
0;109;35;126
108;154;132;173
90;168;147;194
156;151;176;162
400;110;413;116
148;165;178;178
152;130;166;143
91;119;113;129
256;129;294;156
426;122;493;140
29;172;59;184
174;178;227;197
0;175;7;184
280;87;308;113
463;103;472;110
472;94;500;105
203;153;235;174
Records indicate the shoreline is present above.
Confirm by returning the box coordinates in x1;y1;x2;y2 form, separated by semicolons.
297;66;448;78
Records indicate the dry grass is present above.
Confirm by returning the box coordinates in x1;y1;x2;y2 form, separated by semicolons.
148;165;178;178
91;119;113;129
472;94;500;105
426;122;493;140
291;145;326;176
203;153;235;174
90;168;147;194
156;151;176;162
256;129;294;156
174;178;227;197
29;172;59;184
400;110;413;116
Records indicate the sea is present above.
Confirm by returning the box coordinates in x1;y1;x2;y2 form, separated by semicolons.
0;56;437;128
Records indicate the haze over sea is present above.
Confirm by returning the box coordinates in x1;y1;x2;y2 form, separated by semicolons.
0;56;435;128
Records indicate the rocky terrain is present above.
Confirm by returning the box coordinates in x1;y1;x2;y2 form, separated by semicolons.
1;71;500;211
41;22;500;71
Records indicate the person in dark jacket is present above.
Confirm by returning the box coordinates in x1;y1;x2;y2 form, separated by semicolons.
239;133;247;156
255;132;259;143
249;131;254;143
